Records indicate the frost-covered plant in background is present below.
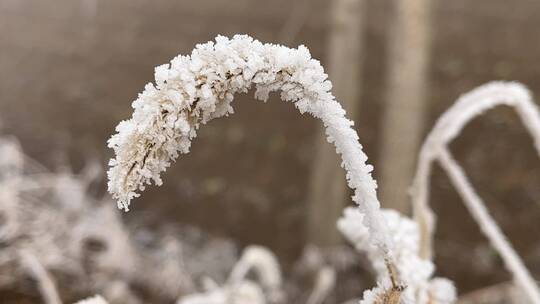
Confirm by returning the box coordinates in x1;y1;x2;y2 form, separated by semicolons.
178;246;282;304
338;208;456;304
0;136;241;303
106;34;403;299
411;82;540;303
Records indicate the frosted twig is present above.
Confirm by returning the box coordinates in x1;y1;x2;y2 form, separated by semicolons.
107;35;397;280
338;207;456;304
437;148;540;304
19;250;62;304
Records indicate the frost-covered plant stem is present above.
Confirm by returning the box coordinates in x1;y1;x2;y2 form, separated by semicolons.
412;81;540;259
107;35;399;287
437;148;540;303
411;82;540;303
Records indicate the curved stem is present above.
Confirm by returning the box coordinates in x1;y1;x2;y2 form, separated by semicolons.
107;35;399;280
412;81;540;259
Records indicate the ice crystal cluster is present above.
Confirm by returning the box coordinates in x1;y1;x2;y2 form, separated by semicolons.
107;35;394;261
338;208;456;304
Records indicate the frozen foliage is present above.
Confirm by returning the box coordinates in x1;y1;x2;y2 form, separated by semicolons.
107;35;397;271
411;81;540;303
288;246;357;304
0;136;240;303
0;145;142;301
100;36;540;303
412;82;540;257
178;245;281;304
338;207;456;304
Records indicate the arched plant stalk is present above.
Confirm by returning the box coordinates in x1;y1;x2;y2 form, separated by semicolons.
106;35;401;294
411;81;540;303
228;246;284;302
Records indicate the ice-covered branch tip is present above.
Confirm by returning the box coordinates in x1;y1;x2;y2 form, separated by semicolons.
107;34;393;255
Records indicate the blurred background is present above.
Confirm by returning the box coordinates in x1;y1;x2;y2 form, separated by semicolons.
1;0;540;303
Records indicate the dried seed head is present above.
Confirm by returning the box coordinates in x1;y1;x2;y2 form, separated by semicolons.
107;35;396;269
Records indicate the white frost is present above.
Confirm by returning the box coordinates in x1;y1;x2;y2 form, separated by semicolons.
338;207;456;304
107;34;395;266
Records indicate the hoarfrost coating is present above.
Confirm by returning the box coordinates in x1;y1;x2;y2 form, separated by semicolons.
107;35;395;259
338;207;456;304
